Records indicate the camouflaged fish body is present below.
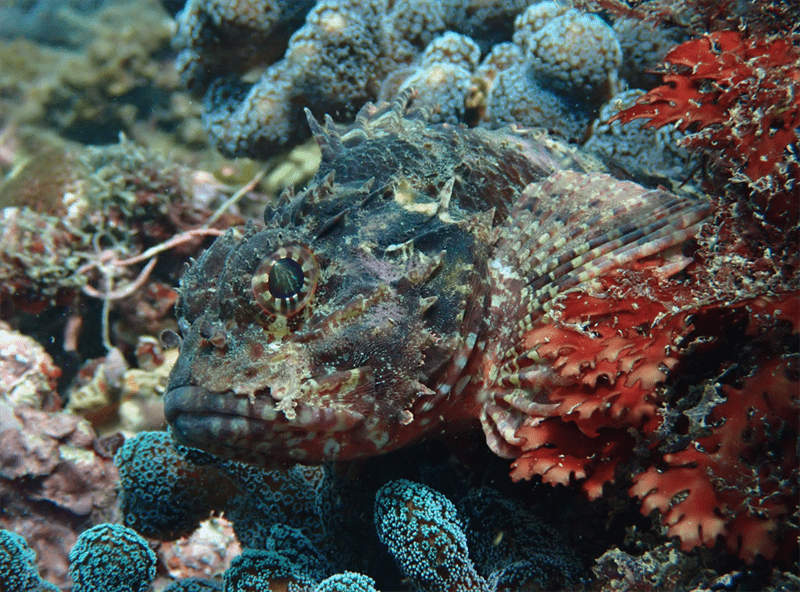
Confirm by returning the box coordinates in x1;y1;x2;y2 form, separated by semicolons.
165;92;709;467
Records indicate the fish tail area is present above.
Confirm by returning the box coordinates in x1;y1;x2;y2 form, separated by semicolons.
477;170;710;460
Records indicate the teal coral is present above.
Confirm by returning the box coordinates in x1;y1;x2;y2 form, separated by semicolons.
176;444;327;550
483;65;589;142
163;579;224;592
68;523;156;592
520;3;621;99
115;431;225;540
257;524;331;582
223;547;318;591
0;529;58;592
174;0;316;94
481;1;623;140
112;433;588;590
374;479;489;592
174;0;627;157
396;32;480;123
315;572;378;592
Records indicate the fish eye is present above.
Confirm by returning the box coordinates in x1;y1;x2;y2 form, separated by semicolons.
252;243;319;316
268;257;304;298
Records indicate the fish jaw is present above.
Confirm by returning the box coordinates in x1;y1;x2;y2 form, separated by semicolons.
164;384;373;467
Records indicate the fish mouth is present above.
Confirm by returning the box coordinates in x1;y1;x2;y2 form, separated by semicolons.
163;384;368;464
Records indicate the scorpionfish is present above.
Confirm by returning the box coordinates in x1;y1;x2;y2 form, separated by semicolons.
165;91;709;468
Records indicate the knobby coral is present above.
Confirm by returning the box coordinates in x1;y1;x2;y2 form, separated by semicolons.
0;529;59;592
374;479;489;592
68;523;157;592
173;0;638;156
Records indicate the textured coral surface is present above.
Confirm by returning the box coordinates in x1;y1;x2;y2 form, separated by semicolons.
0;0;797;591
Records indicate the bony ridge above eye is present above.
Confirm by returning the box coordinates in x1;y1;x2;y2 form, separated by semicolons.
252;243;319;316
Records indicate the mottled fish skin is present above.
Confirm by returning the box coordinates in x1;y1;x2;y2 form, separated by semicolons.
164;91;710;467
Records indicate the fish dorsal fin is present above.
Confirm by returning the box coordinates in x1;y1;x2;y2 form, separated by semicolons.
305;108;345;163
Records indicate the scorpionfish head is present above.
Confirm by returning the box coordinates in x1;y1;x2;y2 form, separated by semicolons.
164;171;488;468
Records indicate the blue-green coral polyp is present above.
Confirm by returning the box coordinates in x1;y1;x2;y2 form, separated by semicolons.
68;524;156;592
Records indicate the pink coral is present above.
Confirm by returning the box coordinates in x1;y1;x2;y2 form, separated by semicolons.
0;404;121;586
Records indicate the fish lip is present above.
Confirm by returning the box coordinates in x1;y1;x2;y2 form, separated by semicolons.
164;384;265;453
164;385;224;451
163;385;212;424
164;384;276;426
164;383;368;443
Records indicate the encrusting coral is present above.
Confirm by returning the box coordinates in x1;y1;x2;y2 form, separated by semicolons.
115;431;231;540
457;487;582;590
0;379;121;587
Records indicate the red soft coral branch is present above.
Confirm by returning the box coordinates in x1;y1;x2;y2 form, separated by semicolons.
512;420;634;501
511;290;799;562
630;301;799;562
614;74;727;133
611;30;800;193
519;286;693;436
508;274;696;499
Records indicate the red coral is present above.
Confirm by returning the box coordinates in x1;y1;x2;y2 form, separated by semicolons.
509;276;799;562
631;351;798;562
512;420;635;501
508;272;697;499
520;301;690;434
612;30;800;226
